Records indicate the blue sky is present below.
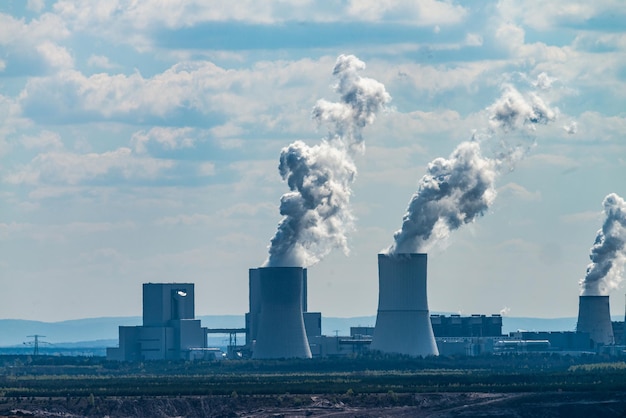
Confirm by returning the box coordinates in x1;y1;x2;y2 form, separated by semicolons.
1;0;625;322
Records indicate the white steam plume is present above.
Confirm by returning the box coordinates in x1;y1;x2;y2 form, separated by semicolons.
265;55;390;267
312;54;391;153
387;84;557;254
580;193;626;296
265;141;356;267
488;84;556;133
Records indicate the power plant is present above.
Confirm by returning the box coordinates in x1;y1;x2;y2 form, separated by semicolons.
576;295;615;347
370;253;439;357
107;283;209;361
250;267;313;359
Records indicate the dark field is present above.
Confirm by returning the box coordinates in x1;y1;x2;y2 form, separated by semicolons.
1;354;626;417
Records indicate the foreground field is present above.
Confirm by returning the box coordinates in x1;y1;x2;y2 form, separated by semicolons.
2;392;626;417
1;354;626;416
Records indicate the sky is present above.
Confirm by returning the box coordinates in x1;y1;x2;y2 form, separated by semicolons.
1;0;625;322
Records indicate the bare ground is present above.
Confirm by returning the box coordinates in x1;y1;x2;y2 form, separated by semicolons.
2;391;626;418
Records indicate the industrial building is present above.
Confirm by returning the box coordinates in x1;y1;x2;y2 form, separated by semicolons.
107;283;209;361
431;314;503;337
506;331;592;351
105;250;626;361
370;253;439;357
246;267;321;359
576;295;615;347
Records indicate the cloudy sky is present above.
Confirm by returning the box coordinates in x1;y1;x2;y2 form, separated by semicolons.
1;0;625;322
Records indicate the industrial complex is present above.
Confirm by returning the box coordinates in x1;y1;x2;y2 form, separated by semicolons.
107;253;626;361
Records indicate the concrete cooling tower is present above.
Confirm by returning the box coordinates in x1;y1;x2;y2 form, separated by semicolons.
576;295;615;346
252;267;312;359
370;253;439;357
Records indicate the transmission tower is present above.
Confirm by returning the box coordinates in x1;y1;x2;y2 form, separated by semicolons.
24;334;48;356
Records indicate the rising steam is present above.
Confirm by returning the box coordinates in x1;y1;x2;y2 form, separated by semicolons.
580;193;626;296
387;83;556;254
312;54;391;153
265;55;390;267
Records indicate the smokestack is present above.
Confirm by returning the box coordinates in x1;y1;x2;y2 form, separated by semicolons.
370;253;439;357
252;267;312;359
576;295;614;346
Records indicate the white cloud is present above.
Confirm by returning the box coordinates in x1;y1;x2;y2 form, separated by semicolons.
131;127;197;153
4;148;173;186
495;22;525;53
345;0;467;26
27;0;46;13
0;220;136;241
382;61;505;96
498;182;541;202
563;121;578;135
198;162;215;176
498;0;626;32
20;130;63;149
54;0;467;31
0;13;68;45
19;58;332;129
87;54;117;69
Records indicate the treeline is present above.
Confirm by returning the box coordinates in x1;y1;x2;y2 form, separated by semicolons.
1;353;626;397
1;351;618;375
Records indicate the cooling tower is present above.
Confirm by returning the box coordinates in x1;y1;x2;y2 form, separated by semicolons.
252;267;312;359
370;253;439;356
576;295;615;346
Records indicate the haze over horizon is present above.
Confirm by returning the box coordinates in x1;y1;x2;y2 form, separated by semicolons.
1;1;625;322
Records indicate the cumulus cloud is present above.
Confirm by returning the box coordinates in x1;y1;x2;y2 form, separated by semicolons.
131;127;197;153
18;58;331;129
36;40;73;69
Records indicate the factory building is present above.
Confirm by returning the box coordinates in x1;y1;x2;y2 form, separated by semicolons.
507;331;592;351
107;283;208;361
430;314;503;337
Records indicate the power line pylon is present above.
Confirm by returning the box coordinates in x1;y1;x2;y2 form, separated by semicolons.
25;334;48;356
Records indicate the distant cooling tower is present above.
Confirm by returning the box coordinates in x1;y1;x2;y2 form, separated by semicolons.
370;253;439;356
576;295;615;346
252;267;312;359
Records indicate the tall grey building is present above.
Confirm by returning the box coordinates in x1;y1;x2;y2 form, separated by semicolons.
107;283;208;361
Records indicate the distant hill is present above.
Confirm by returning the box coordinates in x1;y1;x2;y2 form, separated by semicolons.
1;314;618;347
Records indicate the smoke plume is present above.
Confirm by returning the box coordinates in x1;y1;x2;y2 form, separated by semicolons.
387;84;556;254
312;54;391;153
265;55;389;267
488;84;556;133
580;193;626;296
